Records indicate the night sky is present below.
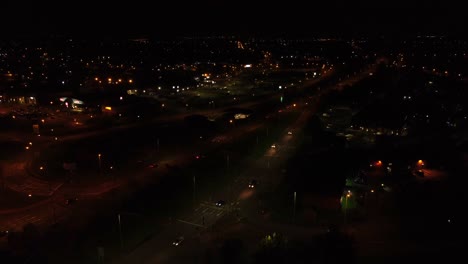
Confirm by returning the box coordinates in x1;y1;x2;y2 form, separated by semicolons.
3;0;466;38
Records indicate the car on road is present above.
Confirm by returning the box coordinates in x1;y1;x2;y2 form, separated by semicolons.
172;236;184;246
248;180;258;189
287;131;293;135
271;143;276;148
215;200;226;207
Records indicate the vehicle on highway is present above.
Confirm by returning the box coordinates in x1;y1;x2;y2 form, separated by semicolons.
287;131;293;135
172;236;184;246
271;143;276;148
248;180;258;188
215;200;226;207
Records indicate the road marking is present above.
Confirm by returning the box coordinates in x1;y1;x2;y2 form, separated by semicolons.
176;219;206;228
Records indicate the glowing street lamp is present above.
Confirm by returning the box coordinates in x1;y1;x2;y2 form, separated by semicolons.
98;153;102;172
344;191;352;224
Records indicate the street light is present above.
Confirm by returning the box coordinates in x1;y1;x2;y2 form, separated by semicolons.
40;166;53;192
117;211;143;251
118;214;123;250
344;192;351;225
98;153;102;173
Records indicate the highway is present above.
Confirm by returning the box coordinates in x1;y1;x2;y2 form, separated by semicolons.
114;61;383;264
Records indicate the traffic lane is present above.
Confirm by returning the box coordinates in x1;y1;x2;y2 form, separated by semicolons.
224;111;310;215
230;118;306;197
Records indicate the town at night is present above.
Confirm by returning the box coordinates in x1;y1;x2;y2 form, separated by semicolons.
1;1;466;263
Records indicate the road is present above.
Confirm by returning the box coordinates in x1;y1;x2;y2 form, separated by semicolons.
114;60;383;264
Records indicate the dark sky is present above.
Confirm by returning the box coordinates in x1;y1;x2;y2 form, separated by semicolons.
3;0;466;38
